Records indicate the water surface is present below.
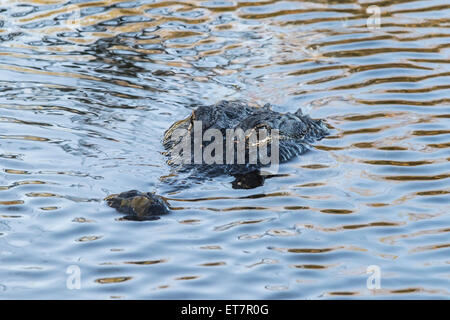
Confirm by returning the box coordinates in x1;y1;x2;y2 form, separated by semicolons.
0;0;449;299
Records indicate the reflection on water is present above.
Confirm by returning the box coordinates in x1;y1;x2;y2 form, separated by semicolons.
0;0;449;299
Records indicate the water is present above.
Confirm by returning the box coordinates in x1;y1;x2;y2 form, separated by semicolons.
0;0;449;299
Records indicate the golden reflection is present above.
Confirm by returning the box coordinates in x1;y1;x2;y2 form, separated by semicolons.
390;288;422;294
266;229;298;236
363;160;433;166
336;70;450;90
320;209;353;214
416;190;449;196
384;174;450;181
198;261;226;267
0;135;50;142
76;235;102;242
178;219;201;224
366;203;389;207
125;259;168;265
154;285;170;290
95;276;132;284
0;215;22;218
356;98;450;106
220;206;268;212
352;142;373;148
412;130;450;136
328;291;358;296
175;276;199;281
41;206;59;211
0;63;100;82
301;164;329;169
238;233;263;240
284;205;309;210
296;221;402;233
378;146;408;151
428;142;450;149
291;264;332;269
380;228;450;245
270;246;345;254
26;192;58;197
199;245;222;250
384;85;450;94
410;243;450;253
214;218;271;231
0;200;24;205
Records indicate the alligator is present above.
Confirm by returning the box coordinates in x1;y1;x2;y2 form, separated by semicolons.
105;100;328;220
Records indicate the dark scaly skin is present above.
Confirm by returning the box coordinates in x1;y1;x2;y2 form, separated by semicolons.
106;100;328;219
163;100;328;176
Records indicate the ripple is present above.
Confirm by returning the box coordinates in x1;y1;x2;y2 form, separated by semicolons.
125;259;168;265
214;218;273;231
175;276;200;281
0;200;24;205
0;0;448;299
76;235;102;242
95;276;133;284
269;246;345;254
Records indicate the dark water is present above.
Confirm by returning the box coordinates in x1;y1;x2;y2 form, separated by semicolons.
0;0;449;299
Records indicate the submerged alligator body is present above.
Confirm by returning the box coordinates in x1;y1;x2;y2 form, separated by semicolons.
106;100;328;220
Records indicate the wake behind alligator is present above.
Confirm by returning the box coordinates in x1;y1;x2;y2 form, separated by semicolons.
105;100;329;220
